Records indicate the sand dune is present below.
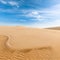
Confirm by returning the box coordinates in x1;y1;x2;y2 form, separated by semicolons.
0;26;60;60
46;27;60;30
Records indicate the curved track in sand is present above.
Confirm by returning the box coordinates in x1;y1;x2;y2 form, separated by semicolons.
0;35;53;60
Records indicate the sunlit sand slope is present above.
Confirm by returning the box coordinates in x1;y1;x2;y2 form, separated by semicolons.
0;26;60;60
0;35;52;60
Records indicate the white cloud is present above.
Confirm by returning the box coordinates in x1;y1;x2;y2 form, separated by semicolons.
31;11;39;15
24;3;60;28
8;1;19;7
18;3;60;22
17;5;60;22
0;0;7;4
22;10;45;21
0;0;19;7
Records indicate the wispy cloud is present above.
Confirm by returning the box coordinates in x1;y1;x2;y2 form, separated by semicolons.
21;3;60;28
0;0;20;7
0;0;60;28
34;7;60;28
25;11;44;21
8;1;19;7
0;0;7;4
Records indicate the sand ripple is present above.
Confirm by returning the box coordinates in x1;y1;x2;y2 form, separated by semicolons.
0;35;54;60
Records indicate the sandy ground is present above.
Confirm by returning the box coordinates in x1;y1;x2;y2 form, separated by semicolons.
0;26;60;60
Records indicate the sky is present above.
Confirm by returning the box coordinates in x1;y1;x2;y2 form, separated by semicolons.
0;0;60;28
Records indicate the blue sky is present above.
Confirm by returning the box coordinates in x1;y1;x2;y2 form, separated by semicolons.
0;0;60;28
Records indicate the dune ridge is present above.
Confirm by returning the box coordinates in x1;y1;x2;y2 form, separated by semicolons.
46;27;60;30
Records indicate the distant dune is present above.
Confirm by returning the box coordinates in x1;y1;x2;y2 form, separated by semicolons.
0;26;60;60
46;27;60;30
